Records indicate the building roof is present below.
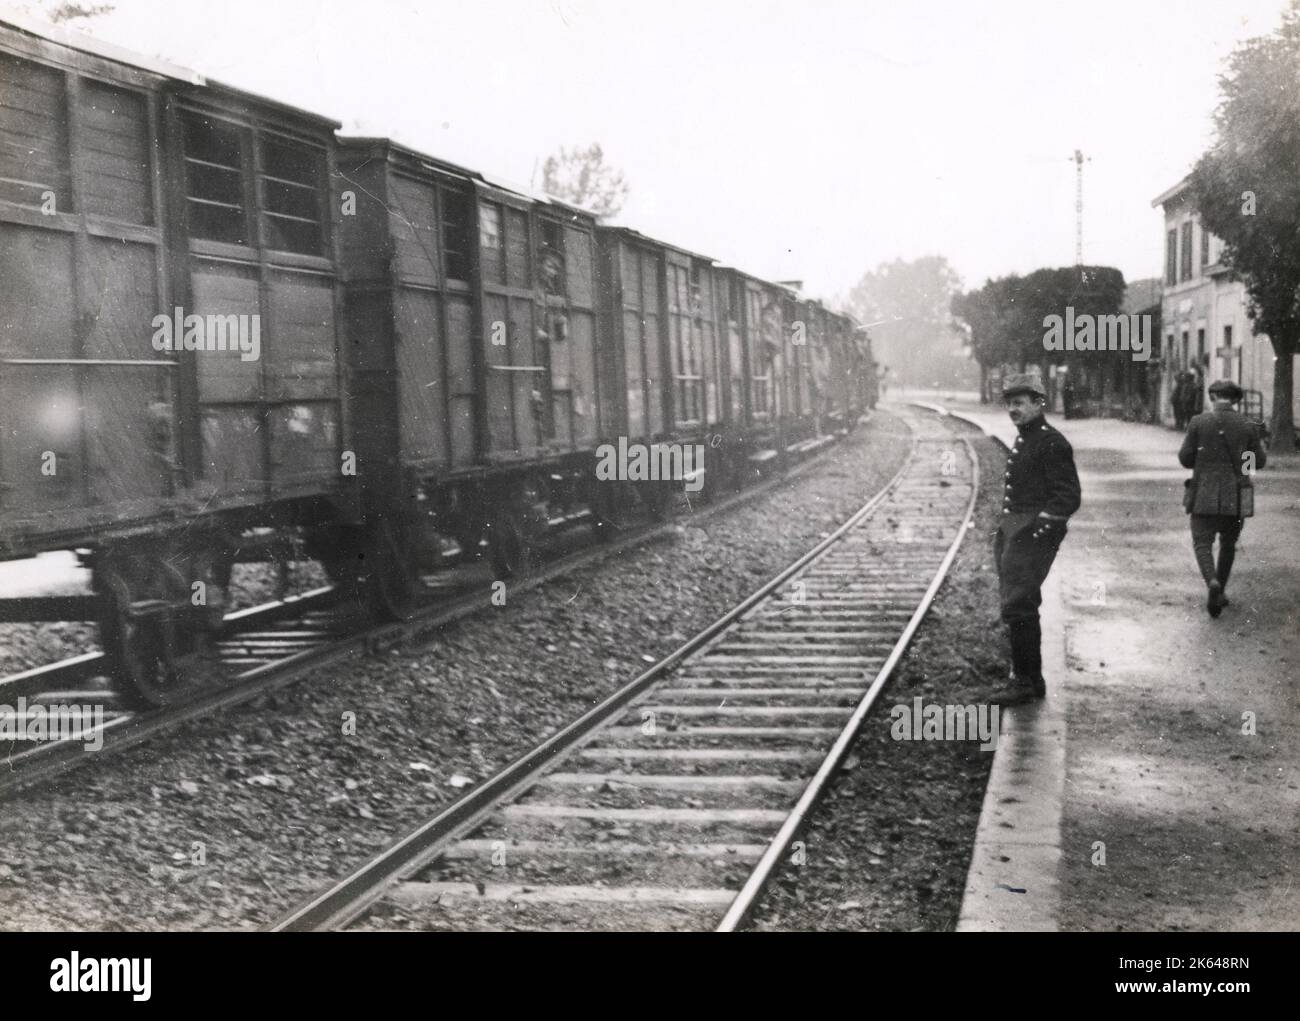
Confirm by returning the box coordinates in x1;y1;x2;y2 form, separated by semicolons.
1151;176;1191;209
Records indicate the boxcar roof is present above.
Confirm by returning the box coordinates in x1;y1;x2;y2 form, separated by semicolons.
174;79;341;131
337;135;480;184
2;13;340;130
339;135;600;222
1;12;203;83
716;265;801;298
477;167;601;221
597;224;717;265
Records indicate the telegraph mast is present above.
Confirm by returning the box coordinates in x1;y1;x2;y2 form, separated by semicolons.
1070;149;1091;266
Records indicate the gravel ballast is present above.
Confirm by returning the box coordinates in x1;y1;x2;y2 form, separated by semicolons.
0;411;913;931
749;428;1010;931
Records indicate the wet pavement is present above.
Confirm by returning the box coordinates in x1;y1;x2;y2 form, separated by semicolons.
938;397;1300;931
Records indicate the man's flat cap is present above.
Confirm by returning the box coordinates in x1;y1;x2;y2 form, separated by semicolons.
1001;372;1046;400
1208;378;1244;401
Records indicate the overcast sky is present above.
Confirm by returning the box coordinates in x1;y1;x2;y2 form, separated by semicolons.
8;0;1291;304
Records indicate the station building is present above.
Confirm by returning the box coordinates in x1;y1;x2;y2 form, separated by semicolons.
1150;177;1291;427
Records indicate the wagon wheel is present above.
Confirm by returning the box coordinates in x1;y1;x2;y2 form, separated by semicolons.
182;541;232;634
692;454;722;505
367;520;421;621
590;481;629;542
641;481;674;523
487;509;535;580
97;559;200;711
305;525;366;603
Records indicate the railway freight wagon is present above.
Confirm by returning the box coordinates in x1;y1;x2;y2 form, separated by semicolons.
0;21;354;708
335;137;606;587
851;321;879;414
594;226;736;506
0;16;867;712
820;309;868;431
713;267;801;478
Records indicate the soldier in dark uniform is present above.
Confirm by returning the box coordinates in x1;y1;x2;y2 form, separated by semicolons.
1178;378;1266;617
994;373;1082;699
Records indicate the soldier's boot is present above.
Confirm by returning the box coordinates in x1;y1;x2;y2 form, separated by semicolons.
1012;618;1046;698
1193;535;1224;615
1207;581;1225;618
990;620;1039;703
1216;544;1235;605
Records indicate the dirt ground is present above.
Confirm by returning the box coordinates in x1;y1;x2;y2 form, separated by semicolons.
1052;441;1300;931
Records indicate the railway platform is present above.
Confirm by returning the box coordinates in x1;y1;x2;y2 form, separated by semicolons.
927;397;1300;931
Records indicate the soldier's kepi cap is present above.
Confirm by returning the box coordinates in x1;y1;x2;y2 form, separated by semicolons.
1208;378;1244;401
1001;371;1046;400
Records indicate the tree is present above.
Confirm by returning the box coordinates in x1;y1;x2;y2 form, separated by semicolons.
1188;0;1300;451
1020;265;1126;375
845;256;974;390
952;276;1024;402
540;144;629;217
22;1;115;22
953;266;1126;402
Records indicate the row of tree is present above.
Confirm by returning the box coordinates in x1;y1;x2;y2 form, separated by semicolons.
951;266;1127;401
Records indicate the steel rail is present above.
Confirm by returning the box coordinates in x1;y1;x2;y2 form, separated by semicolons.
0;428;865;799
267;427;920;932
714;432;981;931
0;586;340;702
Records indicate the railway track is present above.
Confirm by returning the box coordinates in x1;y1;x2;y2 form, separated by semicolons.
269;406;978;932
0;426;863;798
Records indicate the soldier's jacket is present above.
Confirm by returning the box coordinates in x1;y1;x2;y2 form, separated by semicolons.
1001;417;1081;533
1178;408;1266;516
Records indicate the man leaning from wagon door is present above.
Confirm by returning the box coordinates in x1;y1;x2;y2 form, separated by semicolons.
992;372;1081;702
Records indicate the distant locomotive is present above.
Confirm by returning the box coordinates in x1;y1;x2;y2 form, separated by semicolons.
0;17;877;709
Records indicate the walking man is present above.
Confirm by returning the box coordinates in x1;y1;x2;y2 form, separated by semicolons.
994;372;1082;699
1179;379;1266;617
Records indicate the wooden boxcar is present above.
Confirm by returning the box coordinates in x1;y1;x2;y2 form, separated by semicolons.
0;20;351;705
0;16;870;708
594;226;731;500
712;267;800;477
336;139;609;582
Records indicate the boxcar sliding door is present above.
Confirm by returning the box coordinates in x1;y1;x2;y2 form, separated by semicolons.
538;213;599;452
476;186;541;459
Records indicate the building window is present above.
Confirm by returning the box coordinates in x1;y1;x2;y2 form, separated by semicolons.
1180;221;1194;282
1200;225;1210;267
1197;327;1205;364
1224;324;1233;348
260;135;324;255
182;112;248;245
1165;229;1177;285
